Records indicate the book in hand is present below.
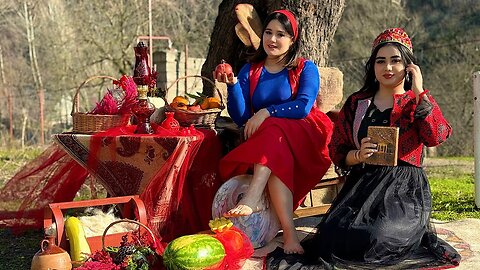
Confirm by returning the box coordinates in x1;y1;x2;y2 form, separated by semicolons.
365;126;399;166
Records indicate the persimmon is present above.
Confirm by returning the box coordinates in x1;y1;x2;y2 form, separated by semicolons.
200;98;210;110
170;101;188;110
172;96;189;106
207;97;221;109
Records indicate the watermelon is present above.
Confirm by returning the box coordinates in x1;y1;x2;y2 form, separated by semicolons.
163;234;226;270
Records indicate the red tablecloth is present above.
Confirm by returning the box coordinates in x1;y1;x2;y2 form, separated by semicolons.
53;128;203;196
0;125;224;250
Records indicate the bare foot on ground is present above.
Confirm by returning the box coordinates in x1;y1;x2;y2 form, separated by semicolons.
283;231;304;254
283;240;304;254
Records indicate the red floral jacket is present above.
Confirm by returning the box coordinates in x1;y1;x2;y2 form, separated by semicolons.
329;89;452;169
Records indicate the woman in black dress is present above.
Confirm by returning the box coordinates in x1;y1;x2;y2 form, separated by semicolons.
300;28;461;268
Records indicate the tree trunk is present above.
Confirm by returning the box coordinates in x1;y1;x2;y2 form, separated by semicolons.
0;45;13;143
24;2;45;145
201;0;345;96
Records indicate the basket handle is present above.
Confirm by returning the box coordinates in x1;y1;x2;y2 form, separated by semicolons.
101;219;157;251
71;75;117;116
164;75;224;106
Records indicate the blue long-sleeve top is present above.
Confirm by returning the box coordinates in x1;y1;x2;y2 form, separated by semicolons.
226;60;320;126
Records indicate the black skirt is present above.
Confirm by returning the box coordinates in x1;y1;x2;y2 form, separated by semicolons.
300;163;461;267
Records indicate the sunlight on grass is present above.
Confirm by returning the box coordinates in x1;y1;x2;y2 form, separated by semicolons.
430;171;480;221
0;147;46;187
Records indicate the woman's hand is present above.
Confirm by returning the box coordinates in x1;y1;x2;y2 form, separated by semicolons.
406;64;424;98
356;137;377;163
213;71;237;85
244;108;270;140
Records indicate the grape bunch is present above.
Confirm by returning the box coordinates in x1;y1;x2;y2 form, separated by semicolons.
113;245;136;264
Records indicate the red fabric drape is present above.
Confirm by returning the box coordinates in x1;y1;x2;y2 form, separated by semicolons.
0;125;225;254
0;144;89;232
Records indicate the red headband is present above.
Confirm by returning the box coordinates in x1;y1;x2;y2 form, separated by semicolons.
273;9;298;41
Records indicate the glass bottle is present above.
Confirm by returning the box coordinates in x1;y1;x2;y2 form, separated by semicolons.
132;42;155;134
133;42;151;86
132;85;155;134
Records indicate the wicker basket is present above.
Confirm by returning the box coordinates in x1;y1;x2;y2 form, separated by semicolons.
102;219;157;250
164;75;225;129
71;75;131;133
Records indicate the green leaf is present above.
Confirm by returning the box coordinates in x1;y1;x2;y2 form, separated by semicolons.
185;93;201;99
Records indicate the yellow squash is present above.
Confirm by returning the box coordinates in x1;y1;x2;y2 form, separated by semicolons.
64;216;91;263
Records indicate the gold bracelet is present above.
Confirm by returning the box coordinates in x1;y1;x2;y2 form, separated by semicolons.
355;150;361;162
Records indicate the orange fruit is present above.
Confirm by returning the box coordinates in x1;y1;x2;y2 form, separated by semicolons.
172;96;189;106
200;98;210;110
170;101;188;110
207;97;221;109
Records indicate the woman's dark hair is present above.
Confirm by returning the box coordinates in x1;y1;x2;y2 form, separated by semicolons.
249;11;302;68
360;42;416;93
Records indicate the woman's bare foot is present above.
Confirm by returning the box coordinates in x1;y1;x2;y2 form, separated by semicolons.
283;240;304;255
282;230;304;254
223;193;265;217
223;200;259;217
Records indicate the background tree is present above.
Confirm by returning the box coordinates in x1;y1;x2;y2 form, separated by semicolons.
200;0;345;96
0;0;477;156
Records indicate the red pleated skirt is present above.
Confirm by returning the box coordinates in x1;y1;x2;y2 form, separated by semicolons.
219;108;333;208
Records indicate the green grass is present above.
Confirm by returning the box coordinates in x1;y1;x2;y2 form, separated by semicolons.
427;160;480;220
0;229;43;269
0;146;46;187
0;153;478;269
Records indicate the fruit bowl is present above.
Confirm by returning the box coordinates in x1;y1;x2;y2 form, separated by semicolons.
163;75;225;129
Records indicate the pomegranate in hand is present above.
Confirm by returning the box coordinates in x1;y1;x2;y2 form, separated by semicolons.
214;59;233;79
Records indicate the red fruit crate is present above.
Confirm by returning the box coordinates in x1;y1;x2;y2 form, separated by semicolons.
44;195;148;253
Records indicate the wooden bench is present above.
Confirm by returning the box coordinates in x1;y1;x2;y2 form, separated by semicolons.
294;109;346;218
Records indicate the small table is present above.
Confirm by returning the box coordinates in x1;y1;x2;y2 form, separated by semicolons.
53;129;202;196
52;125;224;247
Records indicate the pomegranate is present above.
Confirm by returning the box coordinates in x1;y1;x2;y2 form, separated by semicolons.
214;59;233;78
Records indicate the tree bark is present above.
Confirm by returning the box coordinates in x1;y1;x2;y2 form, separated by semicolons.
0;45;13;142
23;2;45;144
201;0;345;96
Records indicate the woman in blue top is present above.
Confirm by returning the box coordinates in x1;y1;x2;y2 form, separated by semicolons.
215;9;333;254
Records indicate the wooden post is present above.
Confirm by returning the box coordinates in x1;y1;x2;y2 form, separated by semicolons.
473;71;480;207
185;44;188;94
148;0;153;69
39;88;45;144
8;93;13;140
